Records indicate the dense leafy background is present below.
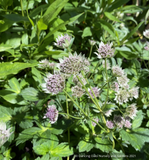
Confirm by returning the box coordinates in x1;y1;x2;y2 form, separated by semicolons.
0;0;149;159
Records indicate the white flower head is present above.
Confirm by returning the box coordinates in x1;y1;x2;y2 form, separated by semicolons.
88;87;100;99
125;104;138;119
71;85;85;98
41;73;65;95
94;41;114;58
111;82;119;92
54;34;72;48
59;53;90;76
104;109;113;117
106;120;114;129
117;75;129;88
143;30;149;39
38;59;50;69
112;66;124;77
129;87;139;100
114;88;130;104
43;105;58;124
89;39;96;46
0;122;13;147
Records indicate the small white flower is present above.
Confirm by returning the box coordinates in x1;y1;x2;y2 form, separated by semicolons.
112;66;124;77
94;41;114;58
89;40;96;46
38;59;50;69
71;85;85;98
44;105;58;124
41;73;65;95
129;87;139;100
88;87;100;99
125;104;138;119
54;34;72;48
143;30;149;39
114;88;130;104
0;122;13;147
117;75;129;88
105;109;113;117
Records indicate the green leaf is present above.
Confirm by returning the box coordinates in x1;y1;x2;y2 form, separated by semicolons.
32;67;43;85
21;87;39;101
121;21;144;43
16;127;42;146
0;18;13;32
51;143;73;157
141;50;149;60
37;18;48;31
132;110;144;129
0;62;37;79
38;13;83;52
107;0;130;12
8;77;20;94
0;44;13;52
0;105;12;122
94;137;113;152
0;89;18;104
116;47;138;59
104;12;121;22
82;27;92;38
78;135;94;152
120;128;149;151
98;20;115;37
121;5;142;13
33;135;59;155
43;0;69;24
2;14;29;22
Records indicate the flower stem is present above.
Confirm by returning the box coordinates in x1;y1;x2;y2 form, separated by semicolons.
89;45;93;59
63;89;107;132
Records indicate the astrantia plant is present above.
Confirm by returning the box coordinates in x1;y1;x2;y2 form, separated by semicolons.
1;0;149;159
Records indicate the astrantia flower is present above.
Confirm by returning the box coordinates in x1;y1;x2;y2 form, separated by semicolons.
129;87;139;100
0;122;12;147
114;88;130;104
92;118;99;127
144;42;149;50
125;104;138;119
124;119;132;128
95;42;114;58
43;105;58;124
114;115;124;129
42;73;65;95
143;30;149;39
111;82;119;92
89;39;96;46
73;74;87;87
112;66;124;77
49;62;56;69
88;87;100;98
102;60;110;69
117;75;129;87
59;53;90;76
105;109;113;117
54;34;72;48
38;59;50;69
106;120;114;129
71;85;85;98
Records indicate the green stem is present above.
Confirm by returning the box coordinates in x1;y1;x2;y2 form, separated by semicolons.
59;113;83;119
77;74;107;124
88;61;100;79
89;45;93;59
63;89;107;132
20;0;24;16
102;58;109;110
